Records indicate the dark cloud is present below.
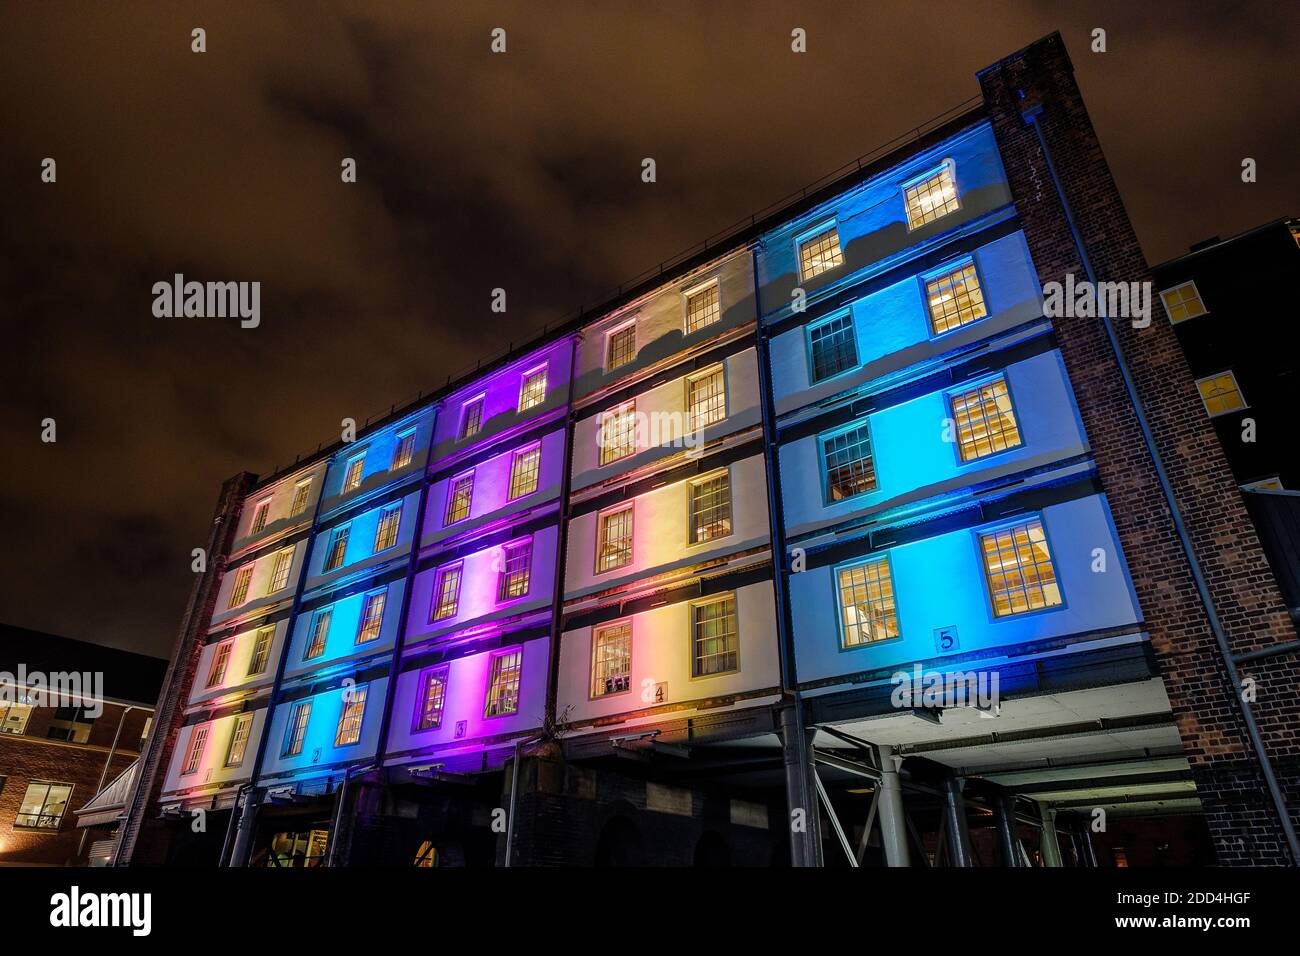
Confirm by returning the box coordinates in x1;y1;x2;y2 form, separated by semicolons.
2;1;1297;656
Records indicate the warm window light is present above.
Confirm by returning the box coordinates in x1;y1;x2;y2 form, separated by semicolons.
926;263;987;335
1160;281;1207;323
798;225;843;282
951;377;1022;461
837;557;899;647
980;519;1062;617
1196;372;1246;417
905;164;960;229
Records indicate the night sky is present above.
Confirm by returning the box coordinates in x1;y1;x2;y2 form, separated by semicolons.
3;2;1297;659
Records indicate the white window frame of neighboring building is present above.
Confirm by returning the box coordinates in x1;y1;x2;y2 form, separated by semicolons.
604;319;637;372
250;497;273;535
686;364;727;432
508;443;542;500
795;220;844;283
683;277;721;335
590;619;633;699
902;158;960;231
224;713;253;767
595;503;634;575
1196;370;1248;417
1159;280;1208;324
517;364;549;412
460;395;486;440
343;452;367;493
181;725;208;776
282;700;312;757
290;478;313;516
391;428;418;470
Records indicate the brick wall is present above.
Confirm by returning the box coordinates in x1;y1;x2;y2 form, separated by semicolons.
979;32;1300;864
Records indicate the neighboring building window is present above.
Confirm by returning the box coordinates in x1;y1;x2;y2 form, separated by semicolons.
798;224;844;281
182;726;208;775
518;366;548;412
980;519;1063;617
225;714;252;767
904;162;959;229
304;608;332;660
508;445;542;499
606;322;637;371
1243;476;1285;492
692;594;739;677
460;397;485;439
268;546;295;592
282;701;312;756
596;506;634;573
0;702;33;735
822;423;877;502
323;525;350;571
836;557;899;648
950;377;1023;461
46;706;95;743
290;479;313;516
687;366;726;430
416;667;449;731
498;539;533;601
599;401;638;465
335;685;368;746
250;498;272;534
685;280;721;334
689;471;732;543
445;473;474;524
247;625;274;676
1196;371;1247;417
591;622;632;698
373;502;402;552
484;649;523;717
925;262;987;335
206;642;233;688
343;454;366;493
431;564;463;621
15;781;73;829
1160;281;1207;324
809;312;858;382
392;430;417;470
228;565;254;608
356;590;386;644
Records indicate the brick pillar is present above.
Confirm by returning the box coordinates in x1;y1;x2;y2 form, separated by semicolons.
116;472;256;865
978;32;1300;864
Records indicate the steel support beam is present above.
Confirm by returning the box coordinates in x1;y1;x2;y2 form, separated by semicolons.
876;744;910;867
1038;801;1064;868
994;792;1023;867
781;703;822;867
943;774;974;867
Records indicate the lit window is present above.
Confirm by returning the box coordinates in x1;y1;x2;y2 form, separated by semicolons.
692;594;739;677
228;565;254;608
1196;372;1246;417
591;622;632;697
343;454;366;493
304;609;331;660
323;525;350;571
606;323;637;371
335;685;368;746
225;714;252;767
980;519;1063;618
15;781;73;829
206;642;233;688
687;366;726;430
268;546;295;592
904;163;960;229
951;377;1023;461
373;502;402;552
416;667;449;731
485;649;523;717
1160;281;1207;324
250;499;272;534
508;445;541;499
685;281;721;334
689;472;732;543
596;506;634;574
247;625;274;676
356;590;386;644
392;430;417;470
837;557;899;648
182;726;208;775
599;401;638;465
445;473;474;524
926;262;987;335
798;225;844;282
431;564;462;621
822;424;876;502
809;313;858;382
0;701;33;735
498;539;533;601
282;701;312;756
460;398;485;439
290;479;313;516
1243;477;1285;492
518;367;548;412
46;706;95;743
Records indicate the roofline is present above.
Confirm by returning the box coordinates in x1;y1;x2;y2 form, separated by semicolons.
1152;216;1298;272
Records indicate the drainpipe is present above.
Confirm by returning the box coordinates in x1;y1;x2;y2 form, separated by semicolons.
79;705;135;861
942;773;974;867
1025;107;1299;864
544;336;581;730
503;734;543;867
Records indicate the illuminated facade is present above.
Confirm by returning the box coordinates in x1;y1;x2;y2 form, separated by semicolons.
119;33;1300;868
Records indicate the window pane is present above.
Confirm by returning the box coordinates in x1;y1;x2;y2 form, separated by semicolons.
692;596;739;676
926;263;987;335
837;558;899;647
597;508;633;573
305;609;332;659
485;650;522;717
392;432;417;469
685;283;721;334
688;368;726;430
324;526;350;571
356;591;386;644
518;368;548;411
951;377;1022;461
809;314;858;381
248;626;274;675
432;565;462;620
980;519;1062;617
283;701;312;756
417;668;448;730
251;499;271;534
461;399;484;439
592;623;632;697
1197;373;1245;416
498;540;533;601
1160;282;1207;323
344;455;366;492
799;226;844;281
228;565;254;608
599;402;638;465
690;473;732;543
823;424;876;501
905;165;959;229
373;503;402;552
509;446;541;499
335;686;368;746
445;474;474;524
225;714;252;767
290;480;312;516
269;547;294;592
606;325;636;370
